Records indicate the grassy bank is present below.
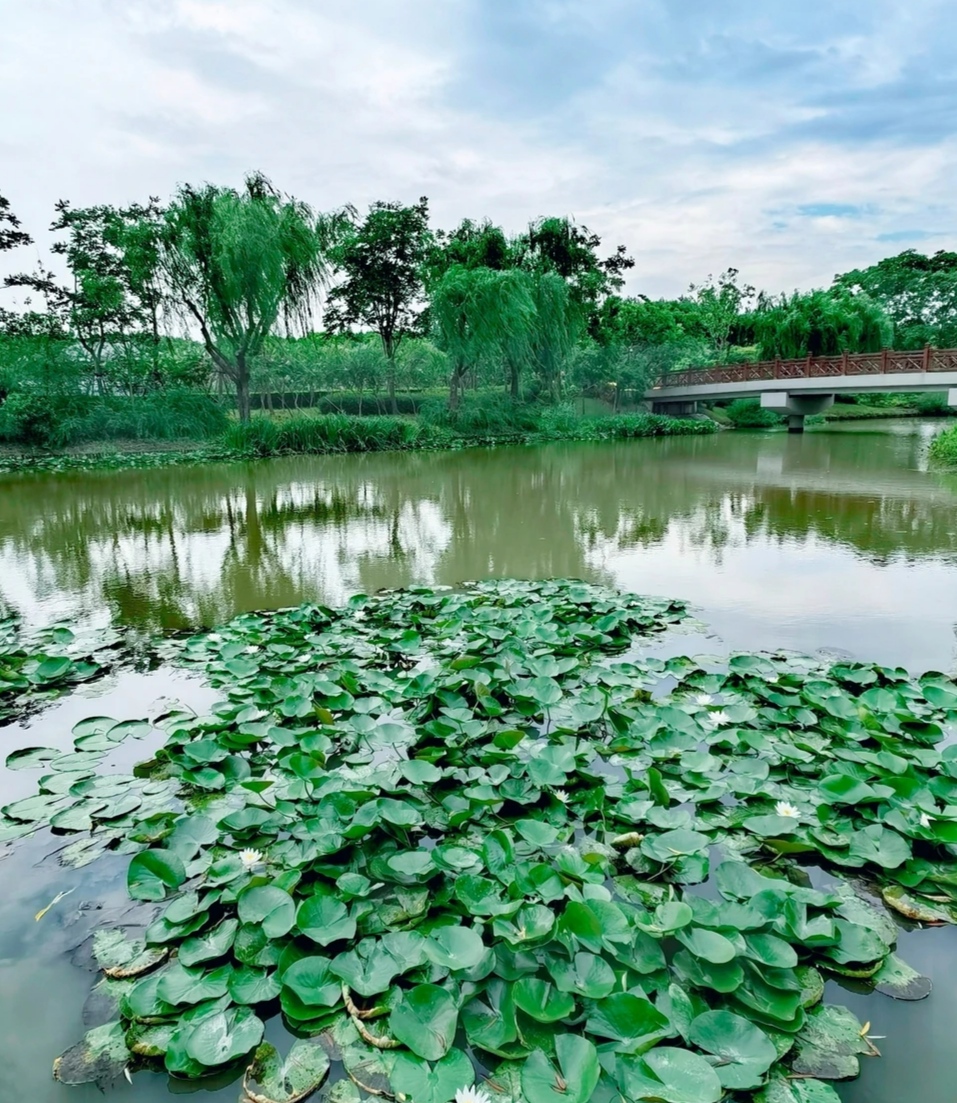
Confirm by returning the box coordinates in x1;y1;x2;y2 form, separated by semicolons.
930;425;957;467
0;406;716;475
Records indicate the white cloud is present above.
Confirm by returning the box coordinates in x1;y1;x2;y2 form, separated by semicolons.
2;0;955;301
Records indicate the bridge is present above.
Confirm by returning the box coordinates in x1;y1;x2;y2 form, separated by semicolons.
646;347;957;431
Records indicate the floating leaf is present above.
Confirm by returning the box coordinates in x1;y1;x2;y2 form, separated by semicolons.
238;885;297;938
522;1035;600;1103
243;1039;331;1103
389;1050;474;1103
53;1022;129;1086
127;849;186;901
389;984;458;1061
871;954;932;1001
688;1010;777;1089
185;1006;264;1067
790;1005;871;1080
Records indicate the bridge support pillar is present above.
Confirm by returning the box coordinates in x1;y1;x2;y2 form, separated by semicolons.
948;389;957;408
652;399;698;416
761;392;835;433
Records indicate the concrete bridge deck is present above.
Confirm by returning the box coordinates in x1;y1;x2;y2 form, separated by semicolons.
646;347;957;431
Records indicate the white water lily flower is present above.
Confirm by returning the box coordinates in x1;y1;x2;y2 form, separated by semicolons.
694;693;714;705
920;812;932;828
207;632;222;643
455;1088;492;1103
775;801;800;818
708;710;731;726
244;645;260;654
239;848;264;871
554;789;570;803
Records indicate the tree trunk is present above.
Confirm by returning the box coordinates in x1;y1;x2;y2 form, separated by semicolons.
510;361;520;399
449;365;465;410
387;357;397;415
235;352;251;422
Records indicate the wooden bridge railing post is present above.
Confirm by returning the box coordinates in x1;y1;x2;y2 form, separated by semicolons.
923;345;933;372
774;359;781;379
881;348;888;373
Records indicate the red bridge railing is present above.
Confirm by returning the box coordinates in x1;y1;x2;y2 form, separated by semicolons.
652;347;957;391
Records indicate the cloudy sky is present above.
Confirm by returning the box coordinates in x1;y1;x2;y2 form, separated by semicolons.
2;0;956;297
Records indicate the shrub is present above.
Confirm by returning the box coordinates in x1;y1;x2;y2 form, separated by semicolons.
221;417;281;456
222;414;452;458
915;392;953;416
419;394;546;436
535;402;581;436
725;399;783;429
52;393;228;445
929;425;957;467
0;391;229;448
589;414;716;440
0;392;85;446
275;414;424;453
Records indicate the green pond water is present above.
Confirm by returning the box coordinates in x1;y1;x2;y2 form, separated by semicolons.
2;419;957;1102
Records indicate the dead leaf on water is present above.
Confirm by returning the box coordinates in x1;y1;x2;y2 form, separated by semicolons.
35;886;75;921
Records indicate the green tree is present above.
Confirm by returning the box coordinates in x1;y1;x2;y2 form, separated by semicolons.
834;249;957;349
0;191;31;253
517;216;633;334
6;202;130;387
4;199;172;391
0;190;34;339
325;198;432;412
428;219;515;280
528;271;576;400
686;268;756;361
160;173;336;421
103;199;167;384
752;288;892;360
431;265;536;409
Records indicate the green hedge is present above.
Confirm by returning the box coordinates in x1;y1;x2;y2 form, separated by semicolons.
251;392;430;416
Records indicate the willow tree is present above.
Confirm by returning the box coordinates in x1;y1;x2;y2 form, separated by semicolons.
160;173;335;421
430;265;535;408
753;288;892;360
528;271;576;400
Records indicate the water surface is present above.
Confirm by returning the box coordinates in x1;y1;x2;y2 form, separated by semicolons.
2;419;957;1102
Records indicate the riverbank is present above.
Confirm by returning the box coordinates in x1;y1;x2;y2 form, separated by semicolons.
0;410;715;475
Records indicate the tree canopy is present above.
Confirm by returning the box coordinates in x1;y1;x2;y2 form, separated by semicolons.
0;191;31;253
752;288;892;360
160;172;335;420
834;249;957;349
325;198;432;411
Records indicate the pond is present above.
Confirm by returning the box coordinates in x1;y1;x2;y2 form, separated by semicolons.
2;419;957;1103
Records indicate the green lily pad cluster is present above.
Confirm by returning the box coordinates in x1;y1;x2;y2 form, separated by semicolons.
4;579;957;1102
0;616;119;723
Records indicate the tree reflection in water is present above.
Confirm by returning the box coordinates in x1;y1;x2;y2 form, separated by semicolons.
0;423;955;639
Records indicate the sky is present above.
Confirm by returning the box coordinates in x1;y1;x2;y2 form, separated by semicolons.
2;0;956;299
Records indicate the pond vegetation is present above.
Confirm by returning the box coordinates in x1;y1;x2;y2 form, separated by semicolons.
0;409;714;475
929;424;957;467
3;579;957;1102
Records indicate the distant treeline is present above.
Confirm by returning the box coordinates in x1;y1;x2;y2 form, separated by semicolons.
1;177;956;445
